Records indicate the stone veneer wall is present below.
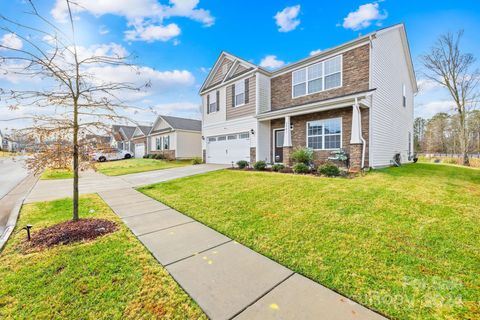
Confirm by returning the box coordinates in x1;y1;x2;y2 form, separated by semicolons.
270;44;370;111
150;149;176;160
270;107;369;168
250;147;256;164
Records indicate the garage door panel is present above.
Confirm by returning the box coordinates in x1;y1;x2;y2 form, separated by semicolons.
206;134;250;164
135;143;145;158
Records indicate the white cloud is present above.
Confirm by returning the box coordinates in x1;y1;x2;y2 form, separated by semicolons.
417;78;441;93
86;65;195;100
125;23;181;42
342;2;387;31
153;102;201;116
310;49;322;56
415;100;455;118
77;43;128;59
51;0;214;42
274;5;301;32
99;25;110;35
0;33;23;50
260;55;285;70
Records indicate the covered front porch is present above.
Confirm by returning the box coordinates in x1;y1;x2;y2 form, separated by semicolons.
255;91;372;171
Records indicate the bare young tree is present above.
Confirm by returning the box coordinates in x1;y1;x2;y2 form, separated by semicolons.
0;0;145;220
421;30;479;166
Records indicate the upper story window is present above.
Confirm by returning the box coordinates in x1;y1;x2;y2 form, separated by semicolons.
292;55;342;98
402;83;406;107
207;91;219;114
234;80;245;107
307;118;342;150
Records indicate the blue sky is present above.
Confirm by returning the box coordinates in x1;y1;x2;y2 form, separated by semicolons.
1;0;479;130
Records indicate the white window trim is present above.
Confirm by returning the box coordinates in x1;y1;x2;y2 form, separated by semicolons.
208;91;218;114
292;55;343;99
234;80;245;108
306;117;343;151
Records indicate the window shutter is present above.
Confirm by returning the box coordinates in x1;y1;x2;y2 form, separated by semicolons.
216;90;220;111
206;95;210;114
231;84;235;107
245;78;249;104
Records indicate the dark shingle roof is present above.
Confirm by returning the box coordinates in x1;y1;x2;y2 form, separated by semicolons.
138;125;152;135
120;126;136;139
161;115;201;132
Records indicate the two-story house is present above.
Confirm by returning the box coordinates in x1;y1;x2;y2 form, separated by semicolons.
199;24;417;170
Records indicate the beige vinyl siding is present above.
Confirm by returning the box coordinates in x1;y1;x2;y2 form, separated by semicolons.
210;58;233;86
232;64;248;77
226;75;256;120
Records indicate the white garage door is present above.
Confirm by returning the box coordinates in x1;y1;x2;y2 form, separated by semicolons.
206;133;250;164
134;143;145;158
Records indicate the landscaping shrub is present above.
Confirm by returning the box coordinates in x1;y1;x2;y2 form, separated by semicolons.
143;154;149;159
271;163;285;172
191;157;202;165
148;154;155;159
236;160;249;169
293;162;310;174
318;162;340;177
155;153;165;160
253;161;267;171
291;147;313;165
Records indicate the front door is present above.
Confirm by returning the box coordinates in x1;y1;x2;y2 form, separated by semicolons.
274;129;284;163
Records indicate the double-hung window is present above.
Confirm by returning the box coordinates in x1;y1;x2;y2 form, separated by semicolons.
307;118;342;150
155;137;161;150
163;136;170;150
234;80;245;107
208;92;217;113
402;84;406;107
292;55;342;98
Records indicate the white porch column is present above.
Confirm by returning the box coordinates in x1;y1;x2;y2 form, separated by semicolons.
283;116;292;147
350;103;362;144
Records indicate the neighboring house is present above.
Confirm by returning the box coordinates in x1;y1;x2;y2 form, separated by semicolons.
131;125;153;158
110;125;136;153
199;24;417;170
84;134;111;148
148;115;202;159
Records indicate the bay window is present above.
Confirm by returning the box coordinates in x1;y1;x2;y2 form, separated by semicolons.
292;55;342;98
307;118;342;150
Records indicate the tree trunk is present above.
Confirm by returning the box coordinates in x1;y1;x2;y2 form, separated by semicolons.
459;112;470;166
73;98;79;221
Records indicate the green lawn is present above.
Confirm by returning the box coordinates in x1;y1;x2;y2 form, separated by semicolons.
96;158;192;176
0;151;16;158
41;168;74;180
0;195;206;319
139;163;480;320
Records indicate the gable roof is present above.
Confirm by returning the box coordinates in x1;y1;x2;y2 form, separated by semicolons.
199;51;258;94
118;126;136;140
151;115;201;134
132;125;153;137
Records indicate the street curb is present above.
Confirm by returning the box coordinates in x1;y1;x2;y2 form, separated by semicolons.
0;175;39;252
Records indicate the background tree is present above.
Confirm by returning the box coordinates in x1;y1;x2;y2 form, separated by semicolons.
421;30;479;165
413;117;426;152
0;0;145;221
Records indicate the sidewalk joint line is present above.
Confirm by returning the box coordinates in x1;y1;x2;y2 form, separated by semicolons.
164;239;233;267
228;272;295;320
116;207;172;219
136;220;195;237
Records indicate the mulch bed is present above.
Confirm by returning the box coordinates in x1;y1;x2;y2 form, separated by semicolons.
27;218;117;249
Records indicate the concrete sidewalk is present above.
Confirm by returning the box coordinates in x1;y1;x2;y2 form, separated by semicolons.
99;188;386;320
26;164;227;203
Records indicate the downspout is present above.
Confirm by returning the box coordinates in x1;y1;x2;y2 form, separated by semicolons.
354;97;366;169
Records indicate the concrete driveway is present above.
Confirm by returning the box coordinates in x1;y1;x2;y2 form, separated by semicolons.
25;164;227;203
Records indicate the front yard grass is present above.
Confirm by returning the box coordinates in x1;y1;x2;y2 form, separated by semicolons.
138;163;480;320
96;158;192;176
0;194;206;319
40;168;74;180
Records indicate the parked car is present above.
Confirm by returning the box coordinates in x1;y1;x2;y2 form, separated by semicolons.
92;148;132;162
